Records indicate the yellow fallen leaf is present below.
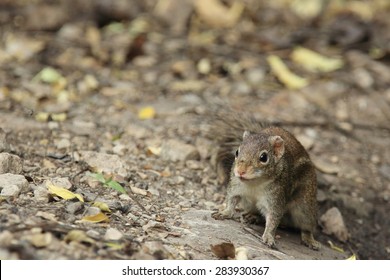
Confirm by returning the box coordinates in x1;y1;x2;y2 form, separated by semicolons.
47;183;84;202
138;106;155;120
51;113;67;122
267;55;308;89
291;47;344;73
35;112;50;122
64;230;95;244
346;254;357;260
105;242;125;250
81;212;109;223
327;240;344;253
92;201;111;212
33;67;64;84
194;0;244;28
146;146;161;156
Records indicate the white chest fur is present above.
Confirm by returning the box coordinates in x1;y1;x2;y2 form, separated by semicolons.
230;177;272;215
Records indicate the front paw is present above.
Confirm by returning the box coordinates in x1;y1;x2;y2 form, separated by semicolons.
212;209;232;220
262;233;276;248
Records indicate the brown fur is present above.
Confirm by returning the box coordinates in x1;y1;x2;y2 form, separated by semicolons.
209;113;320;250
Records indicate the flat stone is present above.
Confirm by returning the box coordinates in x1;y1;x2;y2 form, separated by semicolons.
56;138;71;149
66;201;84;214
320;207;350;242
45;177;72;190
166;209;347;260
0;173;28;197
0;153;23;174
33;185;49;202
161;140;200;162
85;207;101;216
104;228;123;241
79;151;129;177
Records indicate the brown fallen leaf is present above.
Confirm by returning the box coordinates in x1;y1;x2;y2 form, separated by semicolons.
210;242;235;259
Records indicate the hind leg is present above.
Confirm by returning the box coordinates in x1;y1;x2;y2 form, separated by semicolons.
301;231;321;250
289;201;321;250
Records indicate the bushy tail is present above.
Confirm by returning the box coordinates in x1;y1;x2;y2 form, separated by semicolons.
202;104;268;185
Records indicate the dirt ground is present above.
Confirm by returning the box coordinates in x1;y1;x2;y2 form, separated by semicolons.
0;0;389;260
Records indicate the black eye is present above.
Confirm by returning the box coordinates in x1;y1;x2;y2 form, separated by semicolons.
235;149;239;157
259;152;268;163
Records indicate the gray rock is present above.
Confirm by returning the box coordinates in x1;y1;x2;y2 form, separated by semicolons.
104;228;123;241
85;207;101;216
379;165;390;180
0;128;9;152
161;140;200;162
320;207;350;242
0;173;28;197
185;160;203;170
45;177;72;190
246;67;265;86
166;209;347;260
86;229;100;239
0;230;13;247
79;151;129;177
0;153;23;174
33;185;49;202
56;138;71;149
66;202;84;214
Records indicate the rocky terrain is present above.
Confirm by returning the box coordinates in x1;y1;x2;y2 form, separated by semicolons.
0;0;389;259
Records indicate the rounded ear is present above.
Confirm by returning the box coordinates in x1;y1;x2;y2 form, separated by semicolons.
269;136;285;162
243;131;251;139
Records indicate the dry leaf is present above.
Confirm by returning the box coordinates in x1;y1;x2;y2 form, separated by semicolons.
51;113;67;122
138;106;155;120
267;55;308;89
327;240;345;253
105;242;125;250
33;67;65;84
81;212;109;223
47;183;84;202
64;230;95;244
346;254;357;260
290;0;323;19
130;186;149;196
92;201;111;212
291;47;344;73
35;112;50;122
313;158;339;175
194;0;244;28
210;242;235;259
147;146;161;156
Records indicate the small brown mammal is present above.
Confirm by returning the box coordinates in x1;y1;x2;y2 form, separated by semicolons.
211;122;320;250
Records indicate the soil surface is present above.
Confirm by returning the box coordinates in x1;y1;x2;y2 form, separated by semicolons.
0;0;389;260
